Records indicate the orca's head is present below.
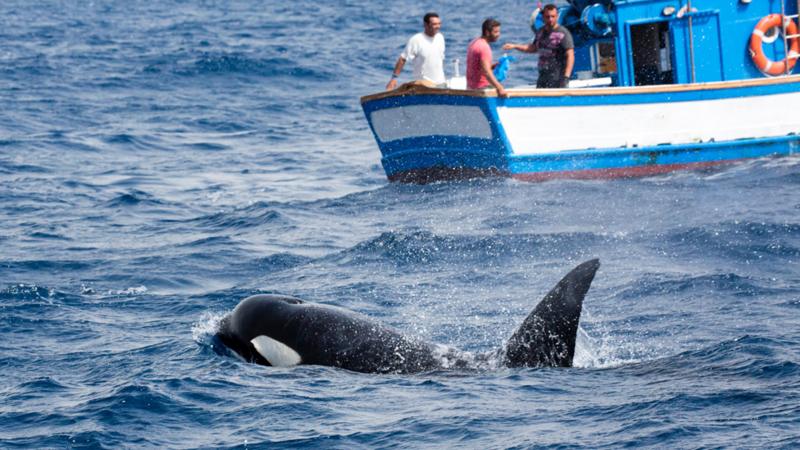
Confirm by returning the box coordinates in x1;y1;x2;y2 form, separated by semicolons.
216;294;306;367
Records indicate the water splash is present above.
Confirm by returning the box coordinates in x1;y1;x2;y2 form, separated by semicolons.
191;311;227;344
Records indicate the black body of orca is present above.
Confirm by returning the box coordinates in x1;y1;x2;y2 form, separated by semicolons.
216;259;600;374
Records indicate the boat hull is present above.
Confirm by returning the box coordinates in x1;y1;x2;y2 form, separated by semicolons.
361;77;800;183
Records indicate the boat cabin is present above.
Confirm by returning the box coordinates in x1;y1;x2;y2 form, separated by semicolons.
549;0;800;86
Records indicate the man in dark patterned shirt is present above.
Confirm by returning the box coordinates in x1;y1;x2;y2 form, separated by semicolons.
503;4;574;88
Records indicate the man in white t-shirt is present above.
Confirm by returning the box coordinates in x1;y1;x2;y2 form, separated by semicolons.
386;12;445;90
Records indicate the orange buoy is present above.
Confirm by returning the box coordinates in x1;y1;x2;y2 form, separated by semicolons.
750;14;800;76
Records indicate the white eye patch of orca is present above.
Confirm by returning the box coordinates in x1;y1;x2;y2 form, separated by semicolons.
250;335;302;367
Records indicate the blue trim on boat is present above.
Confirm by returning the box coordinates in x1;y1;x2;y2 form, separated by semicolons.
378;136;498;154
485;97;514;157
506;135;800;175
381;146;509;177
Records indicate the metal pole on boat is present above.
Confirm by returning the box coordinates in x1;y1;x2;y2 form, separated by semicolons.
687;0;696;83
781;0;789;75
784;0;800;74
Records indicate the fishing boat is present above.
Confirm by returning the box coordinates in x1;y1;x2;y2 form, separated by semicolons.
361;0;800;183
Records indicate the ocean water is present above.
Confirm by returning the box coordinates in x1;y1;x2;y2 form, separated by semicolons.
2;0;800;448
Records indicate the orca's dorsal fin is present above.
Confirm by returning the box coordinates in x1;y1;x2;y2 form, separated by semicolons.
251;335;302;367
504;259;600;368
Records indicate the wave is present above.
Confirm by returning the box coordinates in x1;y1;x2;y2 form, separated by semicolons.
191;201;292;230
27;231;72;241
663;220;800;261
103;189;166;208
335;230;605;266
184;118;249;133
1;259;96;273
1;55;58;77
0;162;51;174
99;133;167;152
6;377;71;399
619;335;800;380
176;235;239;248
611;272;785;301
253;253;314;272
145;52;333;80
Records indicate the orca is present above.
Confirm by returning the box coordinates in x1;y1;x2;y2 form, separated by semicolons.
215;259;600;374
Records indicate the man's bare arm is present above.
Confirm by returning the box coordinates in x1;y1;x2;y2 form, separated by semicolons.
563;48;574;86
480;58;508;98
502;42;536;53
386;57;406;90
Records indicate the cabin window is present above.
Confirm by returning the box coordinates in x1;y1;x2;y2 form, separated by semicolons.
630;21;673;86
594;41;617;74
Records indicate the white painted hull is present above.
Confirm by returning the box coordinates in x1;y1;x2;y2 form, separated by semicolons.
498;90;800;155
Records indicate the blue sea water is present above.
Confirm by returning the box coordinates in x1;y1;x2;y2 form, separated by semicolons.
2;0;800;448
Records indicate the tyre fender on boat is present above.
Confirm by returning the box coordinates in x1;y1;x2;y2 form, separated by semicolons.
750;14;800;76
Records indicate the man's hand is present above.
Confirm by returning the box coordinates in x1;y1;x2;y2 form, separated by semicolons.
387;57;406;91
503;42;535;53
497;86;509;98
